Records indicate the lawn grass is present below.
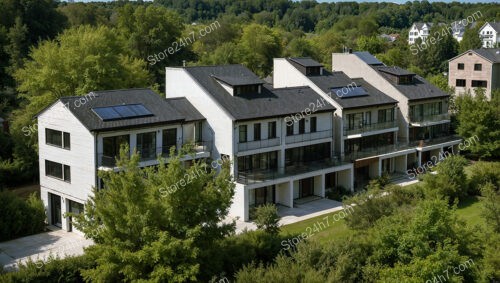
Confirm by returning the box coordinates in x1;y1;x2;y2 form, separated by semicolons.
281;195;484;244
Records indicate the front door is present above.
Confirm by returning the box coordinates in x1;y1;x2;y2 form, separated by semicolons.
299;177;314;198
50;193;62;227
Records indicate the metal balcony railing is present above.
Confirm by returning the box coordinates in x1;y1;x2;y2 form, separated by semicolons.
344;142;414;161
238;137;280;152
285;129;332;144
98;141;211;168
236;157;347;185
343;120;397;136
409;113;450;124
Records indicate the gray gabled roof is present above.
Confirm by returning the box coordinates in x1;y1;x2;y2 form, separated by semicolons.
373;66;449;101
353;51;384;66
481;22;500;33
378;66;415;76
37;88;204;132
288;57;324;67
287;60;397;109
213;73;264;86
473;48;500;63
413;22;433;30
183;65;335;121
449;48;500;63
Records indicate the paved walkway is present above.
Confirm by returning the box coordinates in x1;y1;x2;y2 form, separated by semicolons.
0;229;93;271
229;198;345;233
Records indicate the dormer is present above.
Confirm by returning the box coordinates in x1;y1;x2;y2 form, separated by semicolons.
213;74;265;96
378;66;416;85
288;58;324;76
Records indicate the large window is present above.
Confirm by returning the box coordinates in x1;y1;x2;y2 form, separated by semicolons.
456;79;466;87
409;102;442;121
237;151;278;172
45;160;71;182
347;113;363;130
46;129;70;149
378;108;395;123
239;125;247;143
471;80;487;87
310;117;317;132
162;128;177;154
137;132;156;160
285;142;330;166
254;123;261;141
268;121;276;138
298;119;305;134
286;123;294;136
103;135;129;158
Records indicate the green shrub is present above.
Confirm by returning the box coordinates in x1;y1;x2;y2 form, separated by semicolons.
0;192;46;241
422;155;469;202
326;186;353;201
468;161;500;195
0;254;95;283
253;203;280;234
0;159;36;188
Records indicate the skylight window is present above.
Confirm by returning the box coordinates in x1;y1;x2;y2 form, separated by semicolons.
92;104;153;121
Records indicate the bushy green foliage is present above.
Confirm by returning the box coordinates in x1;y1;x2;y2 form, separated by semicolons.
73;145;235;282
468;161;500;194
253;204;280;234
480;183;500;233
343;185;421;230
326;185;353;202
422;155;469;202
454;91;500;159
0;192;45;241
0;254;95;283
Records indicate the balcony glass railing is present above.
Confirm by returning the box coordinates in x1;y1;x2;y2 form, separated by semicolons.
238;137;280;152
409;113;450;124
409;134;461;147
343;120;397;136
344;142;414;161
285;129;332;144
98;141;211;168
236;157;347;185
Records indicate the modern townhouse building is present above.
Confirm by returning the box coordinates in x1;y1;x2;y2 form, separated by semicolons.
332;51;461;175
408;22;433;44
36;89;210;232
273;57;412;188
448;48;500;99
479;22;500;48
165;64;353;221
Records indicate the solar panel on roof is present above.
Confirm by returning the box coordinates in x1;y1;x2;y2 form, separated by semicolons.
92;107;121;121
92;104;153;121
331;86;369;98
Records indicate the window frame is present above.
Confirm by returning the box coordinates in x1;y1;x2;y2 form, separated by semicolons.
253;123;261;141
268;121;277;139
310;117;317;133
457;63;464;70
239;125;247;143
45;160;71;183
456;79;466;87
474;64;482;71
46;128;71;150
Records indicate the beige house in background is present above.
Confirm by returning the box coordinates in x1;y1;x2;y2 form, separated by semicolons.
448;48;500;99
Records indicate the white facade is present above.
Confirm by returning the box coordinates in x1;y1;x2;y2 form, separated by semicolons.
479;23;499;48
38;99;209;232
408;23;432;44
38;101;96;233
165;67;353;221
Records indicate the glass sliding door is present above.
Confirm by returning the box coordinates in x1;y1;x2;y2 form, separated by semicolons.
137;132;156;161
103;135;130;167
162;129;177;156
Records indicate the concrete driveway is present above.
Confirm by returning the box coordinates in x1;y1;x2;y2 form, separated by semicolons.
0;229;93;271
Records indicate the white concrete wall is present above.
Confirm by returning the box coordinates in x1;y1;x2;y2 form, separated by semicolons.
165;68;233;159
332;53;410;142
276;182;292;207
38;101;96;203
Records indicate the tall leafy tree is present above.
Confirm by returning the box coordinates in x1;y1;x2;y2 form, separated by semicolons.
459;25;483;53
74;146;235;282
9;25;152;181
454;90;500;158
237;24;282;77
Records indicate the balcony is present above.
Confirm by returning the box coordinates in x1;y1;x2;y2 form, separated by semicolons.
343;120;398;136
345;142;414;161
237;157;347;185
409;134;461;148
98;141;211;169
238;137;280;152
409;113;450;126
285;129;332;144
